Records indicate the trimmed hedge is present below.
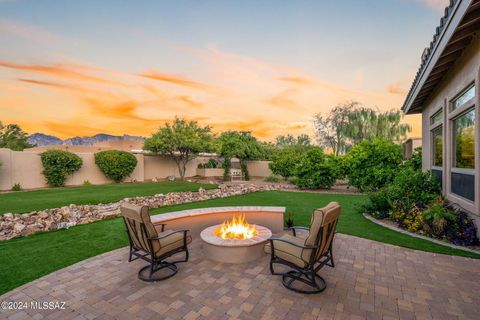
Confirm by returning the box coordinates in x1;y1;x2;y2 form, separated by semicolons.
40;150;83;187
94;150;137;183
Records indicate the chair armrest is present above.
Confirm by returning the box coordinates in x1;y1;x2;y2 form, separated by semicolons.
149;229;189;241
285;226;309;237
152;222;167;232
269;237;318;250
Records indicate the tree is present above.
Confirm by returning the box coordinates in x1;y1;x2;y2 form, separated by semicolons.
314;103;411;154
275;134;311;147
218;131;263;181
0;121;34;151
143;117;214;180
343;107;411;145
313;101;357;155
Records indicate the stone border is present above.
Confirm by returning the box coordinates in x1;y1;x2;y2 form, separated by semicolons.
363;213;480;255
151;206;285;222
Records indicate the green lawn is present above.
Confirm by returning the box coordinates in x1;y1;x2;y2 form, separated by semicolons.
1;190;478;295
0;181;217;214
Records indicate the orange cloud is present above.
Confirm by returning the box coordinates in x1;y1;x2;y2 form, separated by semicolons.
279;76;316;86
0;61;124;86
139;71;218;93
387;81;407;95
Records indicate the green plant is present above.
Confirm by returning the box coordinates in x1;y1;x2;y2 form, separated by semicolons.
402;205;425;232
402;147;422;171
423;202;455;236
218;131;263;181
40;150;83;187
269;146;305;179
94;150;137;183
286;211;295;228
292;148;335;189
384;168;441;212
264;174;281;182
0;121;34;151
143;117;214;180
345;139;403;192
197;159;218;169
83;180;92;186
11;183;21;191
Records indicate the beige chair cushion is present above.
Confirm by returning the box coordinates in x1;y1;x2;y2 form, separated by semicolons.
305;202;340;247
264;234;311;267
154;230;192;257
120;203;190;257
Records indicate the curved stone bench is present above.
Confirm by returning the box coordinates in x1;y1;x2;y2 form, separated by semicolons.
150;206;286;239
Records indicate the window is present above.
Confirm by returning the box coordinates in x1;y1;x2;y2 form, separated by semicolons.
453;108;475;169
452;84;475;111
432;126;443;167
430;110;443;125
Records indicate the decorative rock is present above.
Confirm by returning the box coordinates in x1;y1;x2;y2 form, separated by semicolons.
13;223;26;233
0;183;291;241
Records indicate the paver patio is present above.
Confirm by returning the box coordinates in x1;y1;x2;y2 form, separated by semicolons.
1;233;479;320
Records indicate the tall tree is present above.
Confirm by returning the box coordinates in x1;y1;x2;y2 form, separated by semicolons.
143;117;214;180
313;103;411;154
343;108;411;145
313;101;357;155
0;121;34;151
275;134;311;147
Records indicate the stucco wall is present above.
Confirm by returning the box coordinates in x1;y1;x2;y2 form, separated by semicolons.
420;34;480;228
246;160;272;177
0;149;272;190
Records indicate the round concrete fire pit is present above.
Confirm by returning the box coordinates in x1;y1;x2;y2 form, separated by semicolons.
200;224;272;264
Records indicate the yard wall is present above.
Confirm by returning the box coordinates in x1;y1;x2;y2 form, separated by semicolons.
0;148;271;190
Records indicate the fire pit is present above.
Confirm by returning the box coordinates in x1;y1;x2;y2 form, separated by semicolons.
200;215;272;264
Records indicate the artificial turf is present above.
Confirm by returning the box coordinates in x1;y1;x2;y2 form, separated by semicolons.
1;190;478;295
0;181;217;214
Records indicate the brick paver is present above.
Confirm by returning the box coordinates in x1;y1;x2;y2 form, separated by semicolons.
1;234;479;319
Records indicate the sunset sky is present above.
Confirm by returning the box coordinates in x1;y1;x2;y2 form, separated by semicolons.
0;0;449;140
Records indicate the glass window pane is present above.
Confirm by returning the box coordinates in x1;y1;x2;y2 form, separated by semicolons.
430;110;443;125
453;108;475;169
432;126;443;167
452;85;475;110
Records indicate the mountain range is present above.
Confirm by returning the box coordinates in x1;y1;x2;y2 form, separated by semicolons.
28;133;144;147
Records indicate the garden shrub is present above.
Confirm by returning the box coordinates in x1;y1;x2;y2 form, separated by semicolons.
40;150;83;187
422;202;455;237
94;150;137;183
197;159;218;169
345;139;403;192
444;207;479;246
384;167;441;212
269;146;304;179
264;174;281;182
292;148;335;189
11;183;21;191
402;147;422;171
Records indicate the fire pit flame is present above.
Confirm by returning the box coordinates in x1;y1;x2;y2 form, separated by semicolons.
214;215;259;240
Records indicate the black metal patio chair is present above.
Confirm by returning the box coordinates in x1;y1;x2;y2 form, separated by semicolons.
120;203;191;282
265;202;341;294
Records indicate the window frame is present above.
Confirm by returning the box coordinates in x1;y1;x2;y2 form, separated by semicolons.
429;106;444;171
447;83;476;204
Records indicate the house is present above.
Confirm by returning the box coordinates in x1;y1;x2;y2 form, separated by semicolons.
402;137;422;158
402;0;480;231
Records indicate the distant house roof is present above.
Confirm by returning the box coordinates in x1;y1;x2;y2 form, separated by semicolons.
402;0;480;114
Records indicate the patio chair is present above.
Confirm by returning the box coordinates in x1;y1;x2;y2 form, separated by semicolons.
264;202;341;294
120;203;191;282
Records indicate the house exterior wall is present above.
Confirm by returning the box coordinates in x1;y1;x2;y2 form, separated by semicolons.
421;34;480;232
